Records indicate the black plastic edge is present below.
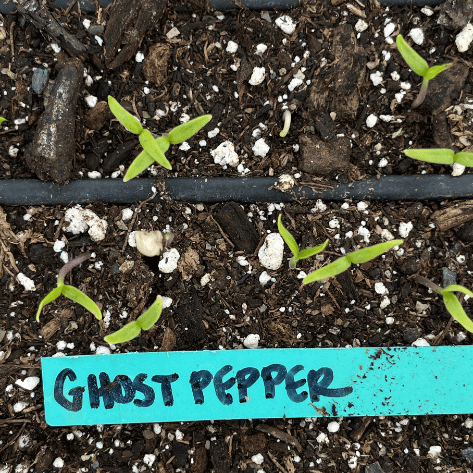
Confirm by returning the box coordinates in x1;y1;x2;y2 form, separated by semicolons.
0;175;472;206
0;0;445;14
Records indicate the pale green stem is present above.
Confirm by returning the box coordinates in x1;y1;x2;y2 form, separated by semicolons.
280;110;292;137
411;78;429;109
57;252;91;285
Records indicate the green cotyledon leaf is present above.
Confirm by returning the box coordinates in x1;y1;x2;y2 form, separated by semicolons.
136;296;163;330
404;148;454;165
139;129;171;170
443;291;473;333
396;34;429;77
36;285;63;322
62;285;102;320
167;115;212;144
104;321;141;344
347;240;403;265
108;96;143;134
277;214;299;258
123;136;171;182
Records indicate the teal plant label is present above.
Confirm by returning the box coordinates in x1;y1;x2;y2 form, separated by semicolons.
42;346;473;426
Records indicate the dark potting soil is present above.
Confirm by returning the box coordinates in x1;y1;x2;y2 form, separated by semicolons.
2;196;473;472
1;0;473;472
0;0;472;183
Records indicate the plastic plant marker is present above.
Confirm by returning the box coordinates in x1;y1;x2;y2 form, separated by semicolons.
139;129;171;169
108;96;143;134
104;296;163;344
61;285;102;320
41;346;473;426
124;136;171;181
36;286;63;322
167;115;212;144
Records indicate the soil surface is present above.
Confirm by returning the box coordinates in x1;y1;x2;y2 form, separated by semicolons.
2;0;473;472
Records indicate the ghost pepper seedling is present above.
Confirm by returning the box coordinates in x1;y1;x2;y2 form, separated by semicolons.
396;34;451;109
108;96;211;181
36;252;102;322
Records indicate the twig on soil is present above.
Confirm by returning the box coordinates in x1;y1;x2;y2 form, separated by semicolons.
267;451;289;473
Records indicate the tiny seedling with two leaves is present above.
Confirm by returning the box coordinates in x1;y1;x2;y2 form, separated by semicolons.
36;252;164;344
104;296;164;344
415;276;473;333
278;214;403;284
396;34;451;109
108;96;211;181
404;148;473;167
36;252;102;322
277;214;329;268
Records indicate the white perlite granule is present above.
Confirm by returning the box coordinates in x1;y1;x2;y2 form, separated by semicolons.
275;15;296;34
327;421;340;433
252;138;270;157
243;334;260;349
210;141;239;167
456;23;473;53
159;248;180;273
249;67;266;86
258;233;284;270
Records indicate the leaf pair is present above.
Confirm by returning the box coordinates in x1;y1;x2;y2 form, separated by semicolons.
396;35;450;108
104;296;163;344
441;285;473;333
404;148;473;167
303;240;403;285
108;96;211;181
36;283;102;322
278;215;328;269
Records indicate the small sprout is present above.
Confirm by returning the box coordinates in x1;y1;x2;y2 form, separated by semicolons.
415;276;473;333
396;34;451;108
278;214;328;269
280;110;292;137
104;296;163;344
404;148;473;167
303;240;403;285
36;252;102;322
0;117;5;126
135;230;174;257
108;95;211;181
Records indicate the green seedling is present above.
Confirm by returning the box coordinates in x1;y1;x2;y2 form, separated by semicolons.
108;96;211;181
278;214;329;269
415;276;473;333
280;110;292;138
0;117;5;126
36;252;102;322
104;296;163;344
404;148;473;167
303;239;403;285
396;34;451;109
